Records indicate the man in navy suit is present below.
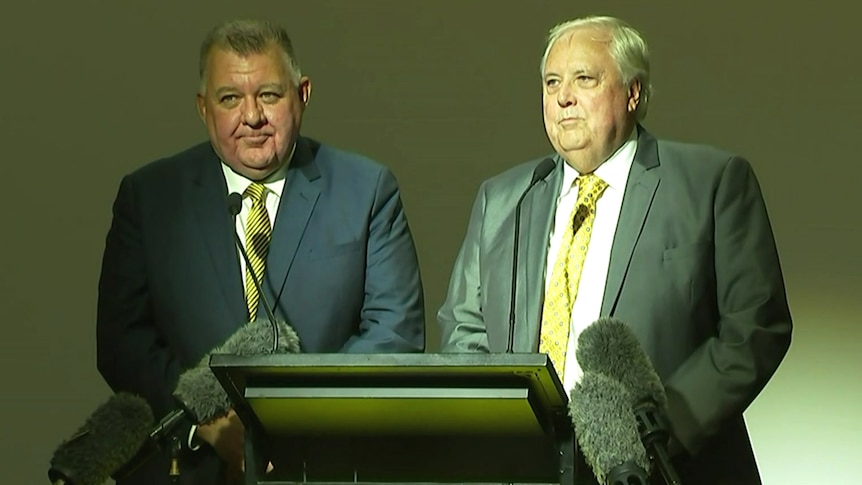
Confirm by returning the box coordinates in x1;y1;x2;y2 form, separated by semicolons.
96;19;425;485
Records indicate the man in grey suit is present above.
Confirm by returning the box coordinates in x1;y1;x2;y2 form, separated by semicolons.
437;15;791;484
96;19;424;485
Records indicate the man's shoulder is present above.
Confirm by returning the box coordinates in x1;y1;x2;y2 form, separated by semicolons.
127;141;214;180
652;133;745;171
482;155;557;192
656;138;741;161
644;129;761;192
306;137;389;175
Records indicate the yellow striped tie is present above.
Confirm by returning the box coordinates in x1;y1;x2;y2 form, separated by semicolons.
539;173;608;381
244;183;271;320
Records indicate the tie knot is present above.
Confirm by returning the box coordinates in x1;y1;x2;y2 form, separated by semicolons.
244;183;267;203
576;173;608;205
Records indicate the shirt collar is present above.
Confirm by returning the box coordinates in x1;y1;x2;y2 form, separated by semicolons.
220;142;296;199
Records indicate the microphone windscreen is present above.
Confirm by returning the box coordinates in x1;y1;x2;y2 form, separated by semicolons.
172;362;230;426
49;392;154;485
576;317;667;409
531;157;556;183
173;318;301;423
227;192;243;217
570;371;651;484
219;317;301;356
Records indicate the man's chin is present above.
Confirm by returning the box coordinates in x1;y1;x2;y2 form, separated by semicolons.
245;164;277;178
241;153;280;168
227;158;278;180
557;135;591;153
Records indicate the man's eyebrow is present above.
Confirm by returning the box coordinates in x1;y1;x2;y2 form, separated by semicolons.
258;83;286;91
214;86;238;97
545;66;600;78
213;83;286;96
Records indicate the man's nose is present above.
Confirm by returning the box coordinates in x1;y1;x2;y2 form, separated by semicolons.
557;82;576;107
241;99;265;126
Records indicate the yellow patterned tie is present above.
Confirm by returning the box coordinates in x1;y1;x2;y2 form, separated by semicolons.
244;183;271;320
539;173;609;381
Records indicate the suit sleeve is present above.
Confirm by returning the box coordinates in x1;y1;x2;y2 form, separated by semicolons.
664;156;792;455
436;183;491;353
96;175;186;422
339;167;426;353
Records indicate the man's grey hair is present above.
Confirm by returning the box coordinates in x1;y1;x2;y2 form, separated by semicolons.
198;19;302;94
539;16;652;122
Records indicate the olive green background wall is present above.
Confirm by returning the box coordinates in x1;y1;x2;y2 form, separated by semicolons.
1;1;858;483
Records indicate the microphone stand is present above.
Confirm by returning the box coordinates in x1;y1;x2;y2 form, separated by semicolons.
506;158;555;352
634;403;682;485
168;433;181;484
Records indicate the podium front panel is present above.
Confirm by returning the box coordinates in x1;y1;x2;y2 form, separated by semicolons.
210;353;572;484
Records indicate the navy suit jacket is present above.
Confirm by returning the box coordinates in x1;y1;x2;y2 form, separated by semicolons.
96;136;425;485
437;126;791;484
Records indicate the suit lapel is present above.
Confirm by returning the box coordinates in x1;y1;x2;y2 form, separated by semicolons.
188;145;246;322
263;137;321;317
519;158;564;351
602;126;661;315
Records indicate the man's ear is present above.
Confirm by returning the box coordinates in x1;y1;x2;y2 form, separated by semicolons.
196;93;206;122
627;80;642;114
298;76;312;107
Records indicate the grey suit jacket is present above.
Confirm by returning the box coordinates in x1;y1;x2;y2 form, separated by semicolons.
97;136;425;485
437;126;791;484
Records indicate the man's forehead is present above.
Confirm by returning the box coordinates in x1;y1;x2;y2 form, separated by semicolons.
208;46;268;65
206;50;288;79
205;64;289;94
545;30;613;71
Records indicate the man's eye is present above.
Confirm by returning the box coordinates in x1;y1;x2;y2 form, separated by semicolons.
577;75;598;86
220;95;239;104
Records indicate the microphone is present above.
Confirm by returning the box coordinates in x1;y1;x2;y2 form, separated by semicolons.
227;191;279;353
507;157;556;353
570;371;651;485
173;316;301;424
577;318;683;485
48;392;154;485
112;317;302;482
109;405;188;482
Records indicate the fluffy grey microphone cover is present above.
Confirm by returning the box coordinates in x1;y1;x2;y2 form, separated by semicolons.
570;372;652;484
49;392;154;485
576;317;667;410
173;318;301;424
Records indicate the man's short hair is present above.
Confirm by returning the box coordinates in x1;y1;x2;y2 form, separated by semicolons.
198;19;302;93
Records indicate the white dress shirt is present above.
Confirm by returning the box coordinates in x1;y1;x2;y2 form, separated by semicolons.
544;129;638;392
